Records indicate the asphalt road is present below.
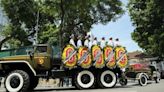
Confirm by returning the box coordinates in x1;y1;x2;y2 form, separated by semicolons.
0;80;164;92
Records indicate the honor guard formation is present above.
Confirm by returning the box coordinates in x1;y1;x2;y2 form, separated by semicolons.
69;34;121;49
62;33;128;69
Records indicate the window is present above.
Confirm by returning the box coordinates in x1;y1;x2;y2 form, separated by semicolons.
36;46;47;53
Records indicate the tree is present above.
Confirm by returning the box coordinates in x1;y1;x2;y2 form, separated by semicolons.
128;0;164;58
0;0;124;50
39;0;124;47
0;0;38;49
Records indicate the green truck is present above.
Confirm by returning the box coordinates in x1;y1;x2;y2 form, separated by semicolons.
0;44;128;92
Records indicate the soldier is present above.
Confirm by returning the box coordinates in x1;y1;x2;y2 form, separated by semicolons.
77;35;82;48
100;37;106;49
69;34;76;48
87;31;94;42
88;39;92;50
107;37;114;47
114;38;120;47
92;37;98;45
84;35;90;47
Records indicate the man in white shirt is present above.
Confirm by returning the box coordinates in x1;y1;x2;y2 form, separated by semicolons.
77;35;82;48
88;39;92;50
100;37;106;49
84;35;89;47
114;38;121;47
107;37;114;47
87;31;94;42
92;37;98;45
69;34;76;48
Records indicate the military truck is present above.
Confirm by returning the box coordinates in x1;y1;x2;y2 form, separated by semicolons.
0;44;128;92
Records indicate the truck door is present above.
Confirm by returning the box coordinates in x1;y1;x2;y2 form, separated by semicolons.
34;45;51;70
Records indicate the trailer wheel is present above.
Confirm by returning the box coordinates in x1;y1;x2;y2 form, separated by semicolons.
74;70;95;89
5;70;30;92
138;74;148;86
154;77;160;83
28;77;39;90
119;78;127;86
98;70;117;88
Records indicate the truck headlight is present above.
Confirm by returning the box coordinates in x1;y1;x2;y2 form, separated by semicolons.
38;58;44;65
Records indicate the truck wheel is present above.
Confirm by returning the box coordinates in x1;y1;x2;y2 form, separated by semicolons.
28;77;39;90
138;74;147;86
97;70;117;88
5;70;30;92
74;70;95;89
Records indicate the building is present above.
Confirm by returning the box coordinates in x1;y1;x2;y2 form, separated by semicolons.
128;51;154;64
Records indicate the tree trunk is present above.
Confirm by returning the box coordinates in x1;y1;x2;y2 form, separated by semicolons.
59;0;65;49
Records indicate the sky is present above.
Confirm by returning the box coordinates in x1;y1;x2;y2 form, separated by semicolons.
91;0;142;52
0;7;7;25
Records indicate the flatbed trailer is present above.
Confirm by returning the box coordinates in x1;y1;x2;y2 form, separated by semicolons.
125;63;160;86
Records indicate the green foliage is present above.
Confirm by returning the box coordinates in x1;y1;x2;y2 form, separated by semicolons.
0;0;124;49
128;0;164;58
7;39;22;49
0;23;31;47
39;23;59;45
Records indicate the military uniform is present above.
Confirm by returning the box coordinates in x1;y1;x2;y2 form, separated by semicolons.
69;34;76;48
114;38;120;47
84;36;89;47
77;40;82;48
100;37;106;49
92;37;98;45
107;37;114;47
77;36;82;48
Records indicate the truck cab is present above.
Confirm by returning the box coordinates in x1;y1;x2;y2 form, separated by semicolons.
0;44;52;71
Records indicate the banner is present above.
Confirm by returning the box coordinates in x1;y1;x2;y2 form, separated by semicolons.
62;44;77;68
77;46;92;68
91;45;104;68
104;46;116;69
115;46;128;68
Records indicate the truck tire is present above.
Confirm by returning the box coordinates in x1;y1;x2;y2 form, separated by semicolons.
5;70;30;92
97;70;117;88
74;70;95;89
138;74;148;86
28;77;39;90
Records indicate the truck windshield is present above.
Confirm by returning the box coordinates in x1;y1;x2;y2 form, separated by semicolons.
0;46;34;58
36;46;47;53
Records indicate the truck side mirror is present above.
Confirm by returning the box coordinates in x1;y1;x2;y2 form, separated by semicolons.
26;50;34;59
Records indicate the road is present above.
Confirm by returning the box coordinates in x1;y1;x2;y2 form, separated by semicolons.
0;80;164;92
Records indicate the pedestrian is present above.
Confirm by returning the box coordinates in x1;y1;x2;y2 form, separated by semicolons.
69;34;76;48
107;37;114;47
100;37;106;49
77;35;82;48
